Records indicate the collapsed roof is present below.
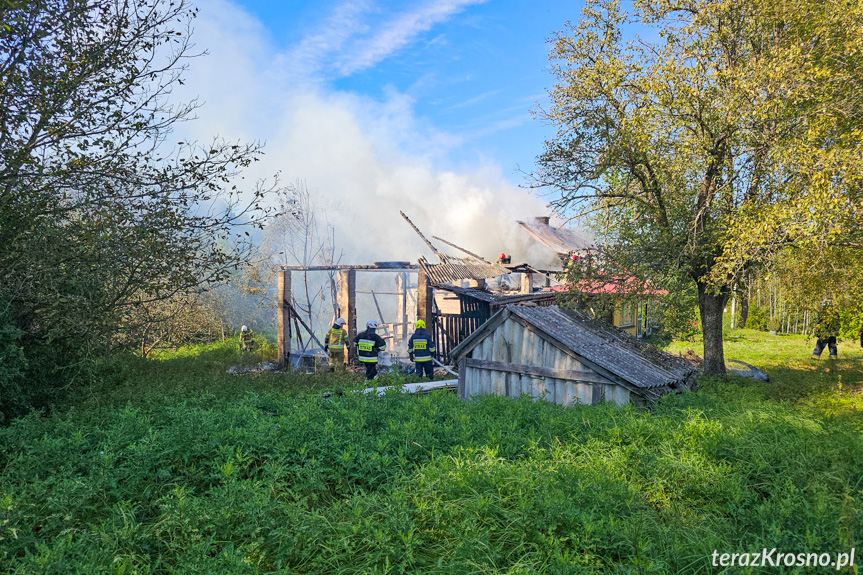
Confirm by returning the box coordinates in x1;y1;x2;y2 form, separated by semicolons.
517;217;594;257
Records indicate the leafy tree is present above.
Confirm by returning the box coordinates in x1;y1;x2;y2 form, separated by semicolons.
0;0;274;420
532;0;863;375
717;0;863;272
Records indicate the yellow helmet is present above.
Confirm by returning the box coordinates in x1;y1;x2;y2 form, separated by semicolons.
415;320;426;329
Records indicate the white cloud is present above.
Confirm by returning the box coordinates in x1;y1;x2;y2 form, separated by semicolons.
277;0;372;82
173;0;548;265
335;0;489;75
276;0;488;81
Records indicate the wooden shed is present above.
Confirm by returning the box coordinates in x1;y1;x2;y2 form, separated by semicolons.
451;304;698;407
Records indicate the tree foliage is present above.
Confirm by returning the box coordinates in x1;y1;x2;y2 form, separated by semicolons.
0;0;274;421
716;0;863;273
533;0;863;375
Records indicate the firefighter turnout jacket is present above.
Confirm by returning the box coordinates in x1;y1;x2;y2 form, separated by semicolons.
353;329;386;363
324;324;348;351
814;304;841;339
408;327;436;362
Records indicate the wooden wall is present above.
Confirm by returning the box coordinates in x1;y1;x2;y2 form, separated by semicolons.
432;293;492;364
460;317;633;407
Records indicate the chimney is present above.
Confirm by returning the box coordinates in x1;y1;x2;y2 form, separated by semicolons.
534;216;550;225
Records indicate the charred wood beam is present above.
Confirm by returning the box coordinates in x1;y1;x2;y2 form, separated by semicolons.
400;211;443;259
280;264;419;271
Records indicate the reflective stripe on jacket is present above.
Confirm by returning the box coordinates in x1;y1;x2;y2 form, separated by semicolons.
353;329;386;363
325;326;348;349
408;328;436;362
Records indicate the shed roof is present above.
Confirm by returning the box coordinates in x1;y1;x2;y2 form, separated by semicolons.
451;304;697;391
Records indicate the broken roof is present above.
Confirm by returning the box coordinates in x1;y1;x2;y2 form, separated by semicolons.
436;284;557;306
517;219;594;256
418;255;510;286
451;304;697;394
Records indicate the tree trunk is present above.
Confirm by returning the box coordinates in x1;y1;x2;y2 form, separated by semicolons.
738;283;750;328
697;281;729;377
739;295;749;328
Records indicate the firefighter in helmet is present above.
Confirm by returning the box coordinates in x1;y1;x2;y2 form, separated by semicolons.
353;320;387;379
812;299;840;360
408;319;437;380
324;318;349;372
240;325;256;352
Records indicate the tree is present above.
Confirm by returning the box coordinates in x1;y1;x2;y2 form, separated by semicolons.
262;181;342;354
0;0;274;420
714;0;863;275
532;0;863;375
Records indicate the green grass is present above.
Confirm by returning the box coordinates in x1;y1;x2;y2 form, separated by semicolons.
1;333;862;574
667;328;863;404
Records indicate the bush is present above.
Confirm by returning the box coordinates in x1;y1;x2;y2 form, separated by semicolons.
0;312;25;425
654;289;701;341
0;299;95;425
745;304;767;330
766;316;781;332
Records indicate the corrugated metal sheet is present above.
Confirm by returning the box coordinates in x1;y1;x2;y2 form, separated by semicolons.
517;220;593;255
434;285;497;302
419;255;510;285
508;305;696;389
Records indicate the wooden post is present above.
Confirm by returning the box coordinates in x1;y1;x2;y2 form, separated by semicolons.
338;269;357;361
417;267;433;328
396;272;408;344
520;272;533;294
277;270;292;368
457;357;467;399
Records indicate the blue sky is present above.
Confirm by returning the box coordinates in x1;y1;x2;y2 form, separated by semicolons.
175;0;590;262
223;0;580;181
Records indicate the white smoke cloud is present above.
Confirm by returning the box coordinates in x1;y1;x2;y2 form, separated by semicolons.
173;0;556;266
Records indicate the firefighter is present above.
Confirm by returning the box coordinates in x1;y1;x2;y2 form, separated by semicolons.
353;320;387;379
811;299;840;360
324;318;348;372
240;325;255;352
496;253;511;264
408;319;436;380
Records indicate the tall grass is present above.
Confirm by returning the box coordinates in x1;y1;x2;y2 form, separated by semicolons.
1;333;862;573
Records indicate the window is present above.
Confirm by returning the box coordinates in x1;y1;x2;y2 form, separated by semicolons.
620;303;635;327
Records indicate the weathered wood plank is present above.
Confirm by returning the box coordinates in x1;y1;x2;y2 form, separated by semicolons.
277;270;291;368
521;372;531;398
465;358;614;385
338;269;357;361
562;381;576;407
509;317;523;365
417;268;433;328
457;357;467;400
576;382;592;405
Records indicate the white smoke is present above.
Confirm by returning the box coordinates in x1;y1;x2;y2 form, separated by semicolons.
170;0;556;266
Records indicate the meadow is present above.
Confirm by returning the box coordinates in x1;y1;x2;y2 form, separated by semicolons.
1;331;861;574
